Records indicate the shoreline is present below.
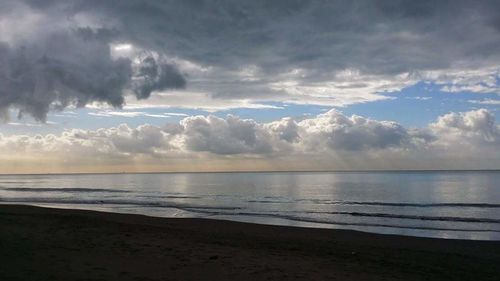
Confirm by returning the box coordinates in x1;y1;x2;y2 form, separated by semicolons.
1;204;500;280
2;202;499;241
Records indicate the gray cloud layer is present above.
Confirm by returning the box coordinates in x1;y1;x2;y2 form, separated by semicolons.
1;0;500;118
47;0;500;74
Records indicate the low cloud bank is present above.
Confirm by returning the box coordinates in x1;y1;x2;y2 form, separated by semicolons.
1;109;498;171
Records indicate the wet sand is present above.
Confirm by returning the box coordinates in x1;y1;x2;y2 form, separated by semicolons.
1;204;499;280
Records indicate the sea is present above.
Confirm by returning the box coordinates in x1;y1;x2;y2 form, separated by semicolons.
1;171;499;240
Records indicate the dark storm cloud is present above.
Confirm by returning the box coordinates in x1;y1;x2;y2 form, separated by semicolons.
134;56;186;99
0;1;186;121
0;30;128;121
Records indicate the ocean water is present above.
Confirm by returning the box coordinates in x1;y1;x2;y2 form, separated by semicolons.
0;171;499;240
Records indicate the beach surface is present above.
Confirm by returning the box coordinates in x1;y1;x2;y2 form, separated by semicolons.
1;204;499;281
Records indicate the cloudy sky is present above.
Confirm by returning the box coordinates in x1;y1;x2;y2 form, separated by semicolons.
0;0;499;173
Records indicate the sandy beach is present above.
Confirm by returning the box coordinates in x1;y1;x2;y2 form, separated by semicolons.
1;204;499;281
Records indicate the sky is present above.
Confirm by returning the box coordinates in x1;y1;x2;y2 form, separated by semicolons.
0;0;499;173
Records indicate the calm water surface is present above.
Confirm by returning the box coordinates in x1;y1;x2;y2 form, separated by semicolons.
1;171;499;240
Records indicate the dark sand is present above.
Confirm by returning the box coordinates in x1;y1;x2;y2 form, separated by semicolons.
1;205;499;281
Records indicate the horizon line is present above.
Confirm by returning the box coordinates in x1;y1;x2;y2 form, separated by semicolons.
1;169;499;176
